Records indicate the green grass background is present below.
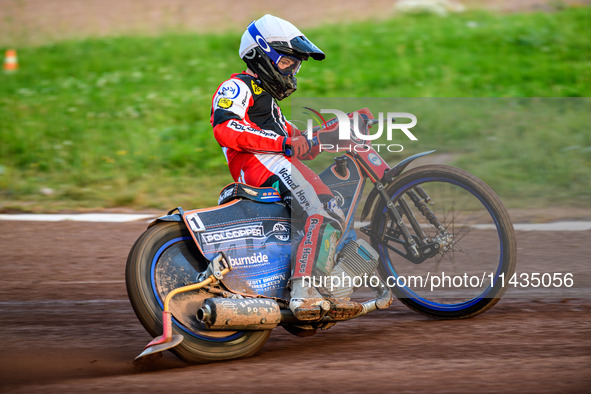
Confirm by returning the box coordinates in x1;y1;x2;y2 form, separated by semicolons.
0;7;590;212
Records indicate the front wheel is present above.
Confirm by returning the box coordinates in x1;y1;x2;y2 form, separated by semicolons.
125;221;271;363
370;165;516;319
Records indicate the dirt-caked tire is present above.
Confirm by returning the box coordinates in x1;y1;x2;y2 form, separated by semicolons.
126;221;271;363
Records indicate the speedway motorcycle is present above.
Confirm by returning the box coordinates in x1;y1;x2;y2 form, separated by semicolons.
126;113;516;363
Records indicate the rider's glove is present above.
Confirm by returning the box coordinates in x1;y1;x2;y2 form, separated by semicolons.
311;108;374;152
284;136;311;158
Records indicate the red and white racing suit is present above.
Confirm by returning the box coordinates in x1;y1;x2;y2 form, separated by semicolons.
211;72;344;279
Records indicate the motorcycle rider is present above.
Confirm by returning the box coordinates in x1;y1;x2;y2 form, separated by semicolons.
210;14;346;321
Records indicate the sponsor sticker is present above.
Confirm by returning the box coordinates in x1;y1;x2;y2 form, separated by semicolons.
218;98;233;109
368;152;382;166
333;190;345;207
218;186;236;205
315;225;338;274
272;222;290;241
201;224;265;245
251;80;263;95
228;120;278;139
218;80;241;99
228;252;269;267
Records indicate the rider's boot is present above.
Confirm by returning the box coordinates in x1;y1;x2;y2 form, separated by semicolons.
288;278;331;321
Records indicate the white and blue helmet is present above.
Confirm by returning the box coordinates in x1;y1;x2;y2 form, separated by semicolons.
239;15;325;100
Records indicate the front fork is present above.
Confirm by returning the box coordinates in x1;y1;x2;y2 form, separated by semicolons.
374;182;421;258
362;180;451;264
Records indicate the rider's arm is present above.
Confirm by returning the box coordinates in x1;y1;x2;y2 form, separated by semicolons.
211;78;288;154
213;119;287;154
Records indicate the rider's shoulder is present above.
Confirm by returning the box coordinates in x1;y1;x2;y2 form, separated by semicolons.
212;73;271;113
231;73;267;98
215;75;250;98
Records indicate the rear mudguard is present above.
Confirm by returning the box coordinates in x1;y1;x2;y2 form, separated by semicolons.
360;150;435;221
147;207;184;228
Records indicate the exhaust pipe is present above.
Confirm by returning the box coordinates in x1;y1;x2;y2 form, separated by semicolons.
198;298;281;330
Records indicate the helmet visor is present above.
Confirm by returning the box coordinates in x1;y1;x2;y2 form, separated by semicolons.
288;36;325;61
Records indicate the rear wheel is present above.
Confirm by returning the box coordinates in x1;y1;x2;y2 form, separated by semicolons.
371;165;516;319
126;221;271;363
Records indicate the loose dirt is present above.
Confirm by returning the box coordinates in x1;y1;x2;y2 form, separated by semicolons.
0;220;589;392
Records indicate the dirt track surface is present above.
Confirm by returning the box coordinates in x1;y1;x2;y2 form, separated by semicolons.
2;0;591;46
0;220;589;392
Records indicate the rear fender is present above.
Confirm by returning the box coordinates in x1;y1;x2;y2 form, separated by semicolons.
360;150;435;221
147;207;185;228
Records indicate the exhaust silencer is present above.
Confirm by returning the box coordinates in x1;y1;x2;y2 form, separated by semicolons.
197;298;281;330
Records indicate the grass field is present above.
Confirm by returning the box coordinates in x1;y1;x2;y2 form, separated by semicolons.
1;7;590;211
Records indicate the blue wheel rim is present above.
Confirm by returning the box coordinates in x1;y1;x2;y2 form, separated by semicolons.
378;177;505;312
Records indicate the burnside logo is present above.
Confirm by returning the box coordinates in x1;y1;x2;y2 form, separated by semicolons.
202;225;265;245
305;109;418;152
229;252;269;267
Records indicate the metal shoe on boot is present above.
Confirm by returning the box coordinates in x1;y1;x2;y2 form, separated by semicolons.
289;278;330;321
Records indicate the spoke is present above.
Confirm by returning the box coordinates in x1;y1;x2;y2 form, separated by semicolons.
434;252;446;270
448;227;471;247
451;243;466;254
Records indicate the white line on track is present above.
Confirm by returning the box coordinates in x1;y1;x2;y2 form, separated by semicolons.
0;213;156;222
354;220;591;231
40;280;126;285
1;214;590;231
0;299;129;306
471;221;591;232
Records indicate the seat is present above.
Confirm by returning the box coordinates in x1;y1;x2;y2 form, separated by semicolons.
218;182;282;205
